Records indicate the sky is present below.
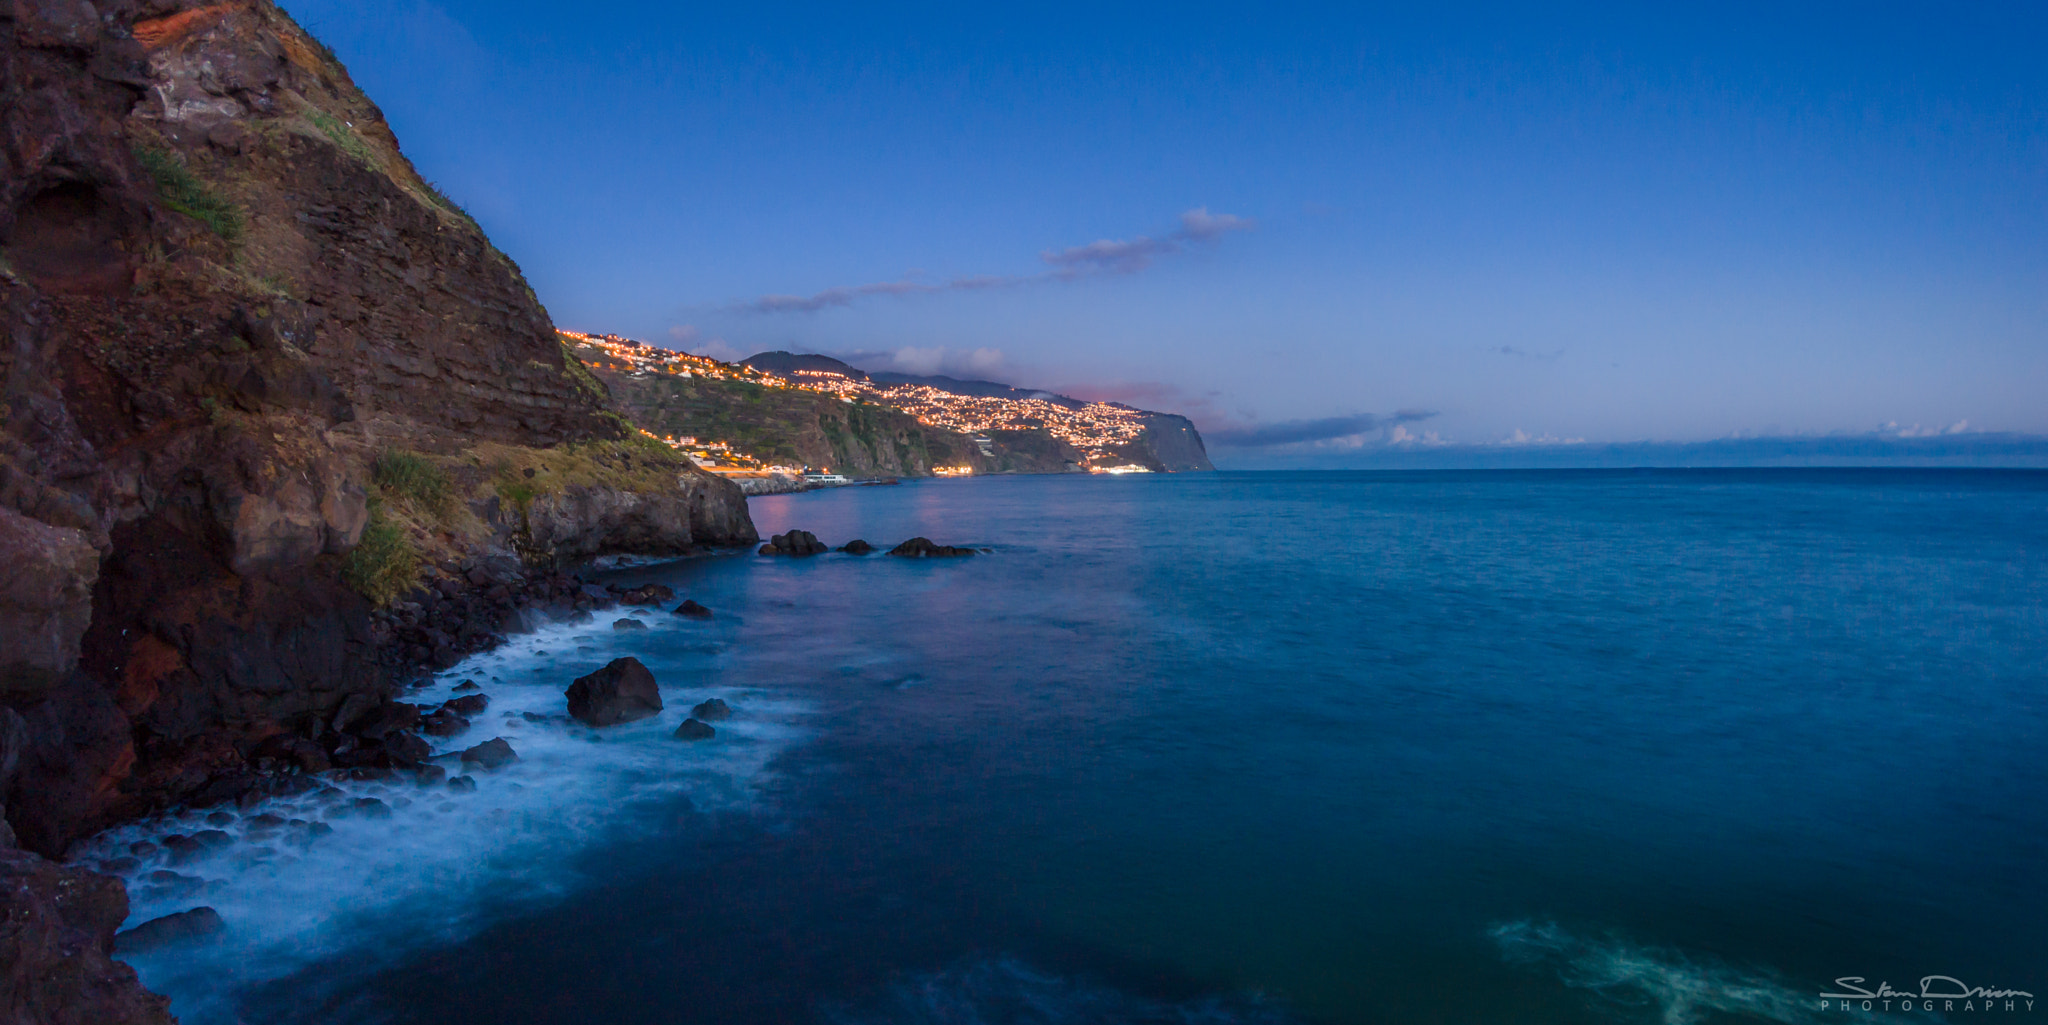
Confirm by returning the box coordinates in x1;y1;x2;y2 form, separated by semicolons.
279;1;2048;461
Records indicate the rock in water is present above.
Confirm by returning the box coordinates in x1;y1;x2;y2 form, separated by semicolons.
760;529;829;556
690;698;733;721
839;539;875;554
565;657;664;726
888;537;978;557
114;907;227;955
611;583;675;606
613;617;648;631
443;694;490;715
459;738;519;770
673;600;714;618
673;718;716;741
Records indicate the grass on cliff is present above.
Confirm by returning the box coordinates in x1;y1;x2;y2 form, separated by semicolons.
135;146;244;243
373;450;454;513
342;502;420;607
304;109;377;167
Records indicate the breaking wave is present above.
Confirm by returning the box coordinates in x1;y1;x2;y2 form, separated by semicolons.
1490;920;1897;1024
70;613;810;1024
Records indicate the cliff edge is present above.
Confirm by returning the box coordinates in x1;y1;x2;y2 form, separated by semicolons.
0;0;754;888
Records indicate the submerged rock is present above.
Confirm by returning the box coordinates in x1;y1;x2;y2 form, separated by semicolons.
888;537;977;558
839;539;875;555
459;738;519;770
447;775;479;793
759;529;829;556
690;698;732;721
673;718;716;741
422;710;469;737
673;599;714;618
613;617;648;631
566;657;664;726
115;907;227;955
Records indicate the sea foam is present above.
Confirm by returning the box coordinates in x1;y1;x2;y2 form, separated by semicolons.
70;611;809;1024
1490;920;1899;1024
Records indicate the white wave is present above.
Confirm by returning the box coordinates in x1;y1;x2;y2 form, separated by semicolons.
1490;920;1902;1025
820;954;1292;1025
70;613;810;1024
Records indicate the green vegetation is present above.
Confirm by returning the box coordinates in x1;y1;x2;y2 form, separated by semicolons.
305;109;375;165
342;502;421;607
372;449;454;513
558;345;610;403
134;146;244;243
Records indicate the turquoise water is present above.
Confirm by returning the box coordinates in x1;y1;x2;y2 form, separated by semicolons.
125;470;2048;1023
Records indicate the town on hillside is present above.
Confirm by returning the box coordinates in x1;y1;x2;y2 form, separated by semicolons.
560;330;1167;479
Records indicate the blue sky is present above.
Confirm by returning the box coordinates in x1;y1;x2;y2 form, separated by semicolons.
281;1;2046;456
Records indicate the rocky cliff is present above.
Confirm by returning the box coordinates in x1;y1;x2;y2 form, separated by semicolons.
0;3;754;986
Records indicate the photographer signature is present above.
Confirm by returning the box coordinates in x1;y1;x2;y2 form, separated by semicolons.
1821;978;2035;1000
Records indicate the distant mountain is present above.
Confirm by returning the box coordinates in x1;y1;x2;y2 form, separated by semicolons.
740;351;871;381
729;350;1214;472
866;372;1091;409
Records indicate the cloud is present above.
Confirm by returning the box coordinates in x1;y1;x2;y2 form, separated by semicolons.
733;208;1254;314
1206;409;1436;448
1177;207;1254;240
1039;206;1257;273
890;346;947;375
1493;345;1564;361
668;324;700;344
823;346;1011;379
1879;419;1971;438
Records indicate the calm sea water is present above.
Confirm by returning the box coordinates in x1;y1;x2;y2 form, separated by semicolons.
93;470;2048;1024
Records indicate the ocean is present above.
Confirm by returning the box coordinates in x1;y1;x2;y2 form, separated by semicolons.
82;470;2048;1024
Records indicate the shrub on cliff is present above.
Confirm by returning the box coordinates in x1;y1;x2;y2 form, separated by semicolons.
342;504;420;606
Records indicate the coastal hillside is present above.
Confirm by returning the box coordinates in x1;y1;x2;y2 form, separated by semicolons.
566;335;1215;475
0;2;755;1002
568;334;1084;475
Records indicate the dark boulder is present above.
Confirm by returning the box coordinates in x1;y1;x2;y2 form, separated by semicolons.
0;845;174;1022
760;529;828;556
565;657;664;726
613;617;648;631
421;711;469;736
673;600;713;618
346;702;422;741
690;698;732;721
459;738;519;770
447;775;479;792
115;906;227;956
344;797;393;819
611;583;675;606
443;694;490;715
673;718;716;741
382;731;431;767
888;537;977;558
414;764;449;786
253;733;331;774
454;680;482;692
839;539;875;555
